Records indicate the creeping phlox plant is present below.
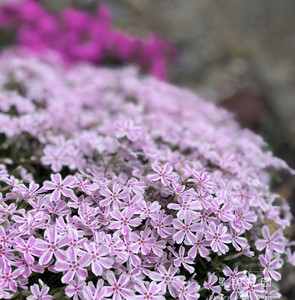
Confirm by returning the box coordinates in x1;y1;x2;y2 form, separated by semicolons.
0;50;294;300
0;0;175;79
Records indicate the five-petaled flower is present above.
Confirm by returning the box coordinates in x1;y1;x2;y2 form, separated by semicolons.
205;222;231;254
148;162;178;186
255;226;285;254
43;173;76;202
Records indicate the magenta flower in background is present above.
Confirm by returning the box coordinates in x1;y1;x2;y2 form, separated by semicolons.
0;0;176;79
41;145;69;172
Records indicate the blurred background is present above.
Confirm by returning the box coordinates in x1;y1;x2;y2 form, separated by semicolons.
4;0;295;298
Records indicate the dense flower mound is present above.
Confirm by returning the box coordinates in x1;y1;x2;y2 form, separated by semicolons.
0;0;175;79
0;50;294;300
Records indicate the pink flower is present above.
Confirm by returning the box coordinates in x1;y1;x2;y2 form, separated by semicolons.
138;201;161;219
172;213;200;244
259;252;283;281
65;277;86;300
185;232;210;258
43;173;76;202
14;236;41;265
148;265;184;297
27;284;52;300
105;271;134;300
115;120;142;142
148;162;178;186
83;279;106;300
54;248;89;283
150;210;175;238
168;194;202;220
241;274;265;300
100;181;128;209
169;246;195;274
223;266;245;290
203;272;221;295
133;281;165;300
41;145;68;172
0;265;19;292
109;208;141;235
178;280;200;300
130;228;156;255
286;247;295;266
255;226;285;254
189;171;214;191
211;202;235;222
205;222;231;254
232;208;257;231
84;242;114;276
34;226;70;266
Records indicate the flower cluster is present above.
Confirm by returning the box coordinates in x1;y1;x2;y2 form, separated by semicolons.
0;0;175;79
0;50;294;300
